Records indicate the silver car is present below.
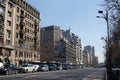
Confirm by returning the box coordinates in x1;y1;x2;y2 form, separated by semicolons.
19;64;35;73
38;64;49;72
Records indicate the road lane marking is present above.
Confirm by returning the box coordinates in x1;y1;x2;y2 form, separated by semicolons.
82;70;102;80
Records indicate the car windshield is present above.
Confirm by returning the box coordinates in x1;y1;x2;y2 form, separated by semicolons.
39;65;44;67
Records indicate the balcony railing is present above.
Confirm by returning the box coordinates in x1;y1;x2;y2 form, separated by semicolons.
19;39;25;43
19;30;25;34
20;21;25;26
34;20;38;26
20;13;26;18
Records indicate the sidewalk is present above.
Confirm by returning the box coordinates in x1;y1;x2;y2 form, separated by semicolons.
112;68;120;80
105;68;120;80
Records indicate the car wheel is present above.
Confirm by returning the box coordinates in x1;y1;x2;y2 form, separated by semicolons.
32;69;35;73
15;70;18;74
6;71;9;75
42;70;44;72
26;69;28;73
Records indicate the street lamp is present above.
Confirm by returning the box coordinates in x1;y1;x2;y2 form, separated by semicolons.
97;10;112;80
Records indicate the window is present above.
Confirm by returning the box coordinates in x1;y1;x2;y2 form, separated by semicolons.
0;0;4;3
6;40;10;45
7;30;11;38
0;27;3;33
17;7;19;13
0;39;2;45
16;16;19;21
16;24;19;29
16;33;19;38
7;20;11;26
19;52;23;57
5;50;11;57
15;51;17;57
8;11;12;17
32;24;33;28
8;2;12;8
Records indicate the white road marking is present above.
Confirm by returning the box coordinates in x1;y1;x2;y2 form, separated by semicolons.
82;70;102;80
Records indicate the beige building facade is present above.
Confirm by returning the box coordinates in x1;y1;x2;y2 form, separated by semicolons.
40;25;61;62
0;0;40;65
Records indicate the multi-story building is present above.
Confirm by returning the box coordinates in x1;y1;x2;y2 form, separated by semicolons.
84;45;98;66
83;50;88;66
58;38;76;64
84;45;95;55
93;56;98;65
41;26;82;65
62;29;82;65
0;0;40;65
40;25;61;61
84;45;95;65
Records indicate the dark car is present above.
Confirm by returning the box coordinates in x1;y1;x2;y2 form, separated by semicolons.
55;63;62;70
48;64;57;71
38;64;49;72
0;64;18;75
62;63;71;70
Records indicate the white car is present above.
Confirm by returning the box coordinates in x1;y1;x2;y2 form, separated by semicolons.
19;64;35;73
33;64;39;72
0;62;3;68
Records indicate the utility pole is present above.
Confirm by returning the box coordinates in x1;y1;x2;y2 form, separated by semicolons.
97;10;112;80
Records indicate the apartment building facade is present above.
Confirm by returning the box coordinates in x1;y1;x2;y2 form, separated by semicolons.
83;50;88;66
0;0;40;65
40;25;83;65
62;29;83;65
84;45;98;66
40;25;61;62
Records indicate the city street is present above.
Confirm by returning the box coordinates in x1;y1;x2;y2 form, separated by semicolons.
0;68;105;80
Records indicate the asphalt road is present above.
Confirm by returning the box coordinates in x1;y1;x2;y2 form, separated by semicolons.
0;67;106;80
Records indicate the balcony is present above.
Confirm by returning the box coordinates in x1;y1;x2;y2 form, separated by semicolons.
20;21;25;26
34;29;38;32
20;13;26;18
34;37;38;40
34;20;38;26
34;45;37;50
19;30;25;34
19;39;24;43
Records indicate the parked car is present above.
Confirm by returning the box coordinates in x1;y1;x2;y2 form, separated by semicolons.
55;63;62;70
38;64;49;72
0;64;18;75
18;64;35;73
0;62;3;69
33;64;39;72
62;63;71;70
48;64;57;71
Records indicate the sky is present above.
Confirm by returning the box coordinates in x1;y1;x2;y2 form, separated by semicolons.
27;0;106;63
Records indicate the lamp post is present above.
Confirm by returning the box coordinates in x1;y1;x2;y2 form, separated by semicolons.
97;10;112;80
